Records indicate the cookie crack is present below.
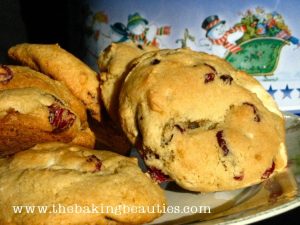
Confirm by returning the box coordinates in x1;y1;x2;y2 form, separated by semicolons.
161;119;219;147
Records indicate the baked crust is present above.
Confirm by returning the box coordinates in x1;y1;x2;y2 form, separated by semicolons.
8;43;101;121
98;42;157;123
0;66;95;155
119;48;287;192
0;142;166;225
95;42;156;155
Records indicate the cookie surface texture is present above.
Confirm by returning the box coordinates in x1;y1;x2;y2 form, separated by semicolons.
99;42;157;123
0;66;95;155
8;43;101;121
0;142;166;225
119;48;287;192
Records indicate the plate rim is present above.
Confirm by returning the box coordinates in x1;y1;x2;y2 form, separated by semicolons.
216;198;300;225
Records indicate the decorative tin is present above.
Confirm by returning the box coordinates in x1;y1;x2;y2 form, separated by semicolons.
83;0;300;113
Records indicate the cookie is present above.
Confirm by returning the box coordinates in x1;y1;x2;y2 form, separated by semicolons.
88;113;132;156
98;42;157;123
8;43;101;121
0;142;166;225
0;65;95;155
119;48;287;192
93;42;156;155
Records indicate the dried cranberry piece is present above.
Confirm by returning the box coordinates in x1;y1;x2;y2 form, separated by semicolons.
48;103;76;133
148;167;170;183
261;161;275;179
86;155;102;172
216;130;229;156
151;59;161;65
219;74;233;85
0;65;13;84
234;172;244;181
204;73;215;83
243;102;261;122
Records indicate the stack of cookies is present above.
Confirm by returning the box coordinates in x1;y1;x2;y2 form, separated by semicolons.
7;43;133;155
0;43;166;225
0;65;95;155
99;43;287;192
0;41;289;224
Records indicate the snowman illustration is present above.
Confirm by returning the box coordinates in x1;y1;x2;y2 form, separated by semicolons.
110;22;129;43
202;15;246;58
85;11;111;61
127;12;171;47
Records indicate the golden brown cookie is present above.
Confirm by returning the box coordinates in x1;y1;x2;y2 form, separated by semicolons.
94;42;156;155
8;43;101;121
98;42;157;123
0;142;166;225
119;48;287;192
0;65;95;155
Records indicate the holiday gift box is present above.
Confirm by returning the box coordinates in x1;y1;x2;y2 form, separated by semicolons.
83;0;300;113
